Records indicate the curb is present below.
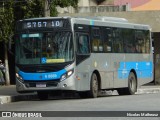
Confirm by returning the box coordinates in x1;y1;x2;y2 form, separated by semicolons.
136;88;160;94
0;94;37;104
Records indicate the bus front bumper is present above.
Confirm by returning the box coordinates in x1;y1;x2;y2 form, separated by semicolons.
16;77;76;93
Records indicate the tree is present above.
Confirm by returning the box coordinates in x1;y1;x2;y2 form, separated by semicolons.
20;0;44;18
0;0;14;85
19;0;78;18
51;0;78;16
0;0;79;85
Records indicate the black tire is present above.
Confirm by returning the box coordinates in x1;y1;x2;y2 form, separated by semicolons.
117;72;137;95
127;72;137;95
37;91;49;100
88;73;99;98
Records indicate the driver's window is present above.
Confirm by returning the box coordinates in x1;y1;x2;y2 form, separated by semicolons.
77;34;90;54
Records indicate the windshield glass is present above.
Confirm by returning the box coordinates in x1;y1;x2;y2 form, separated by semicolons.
15;32;74;64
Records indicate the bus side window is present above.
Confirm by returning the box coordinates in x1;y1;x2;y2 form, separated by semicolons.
103;28;112;53
135;30;147;53
145;30;150;53
77;34;89;54
91;27;103;52
123;29;135;53
92;39;98;51
113;28;124;53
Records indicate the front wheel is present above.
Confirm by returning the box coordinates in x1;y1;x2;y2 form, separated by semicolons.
88;73;99;98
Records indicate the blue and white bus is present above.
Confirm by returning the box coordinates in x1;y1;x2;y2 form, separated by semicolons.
15;16;153;99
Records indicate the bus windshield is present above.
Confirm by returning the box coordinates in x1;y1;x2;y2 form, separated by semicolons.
16;31;74;64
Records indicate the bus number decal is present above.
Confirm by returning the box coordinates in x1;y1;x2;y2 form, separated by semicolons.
44;74;58;79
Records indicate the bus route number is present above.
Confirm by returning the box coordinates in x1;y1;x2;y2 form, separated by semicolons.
26;21;62;28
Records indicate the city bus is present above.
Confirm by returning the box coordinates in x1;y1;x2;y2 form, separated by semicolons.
15;16;153;100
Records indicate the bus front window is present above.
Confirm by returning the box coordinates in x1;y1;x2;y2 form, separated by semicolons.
16;32;74;64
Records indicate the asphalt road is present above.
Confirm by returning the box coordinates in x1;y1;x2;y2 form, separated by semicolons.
0;93;160;120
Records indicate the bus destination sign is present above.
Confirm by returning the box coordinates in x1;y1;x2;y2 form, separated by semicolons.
23;20;64;29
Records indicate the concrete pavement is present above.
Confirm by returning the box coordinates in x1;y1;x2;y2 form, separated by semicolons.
0;85;37;104
0;84;160;104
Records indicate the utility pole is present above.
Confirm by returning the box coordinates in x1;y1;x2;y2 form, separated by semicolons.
44;0;50;17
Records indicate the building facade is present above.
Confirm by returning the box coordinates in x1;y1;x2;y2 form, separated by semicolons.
57;0;160;13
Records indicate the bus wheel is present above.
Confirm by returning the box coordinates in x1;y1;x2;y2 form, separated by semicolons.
88;73;99;98
127;72;137;95
117;72;137;95
37;91;49;100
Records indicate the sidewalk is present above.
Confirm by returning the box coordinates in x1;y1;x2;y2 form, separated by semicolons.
137;83;160;94
0;84;160;104
0;85;37;104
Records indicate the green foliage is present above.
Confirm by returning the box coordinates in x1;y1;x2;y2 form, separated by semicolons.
51;0;78;16
54;0;78;8
0;0;14;43
20;0;79;18
20;0;44;18
0;0;79;43
50;3;58;17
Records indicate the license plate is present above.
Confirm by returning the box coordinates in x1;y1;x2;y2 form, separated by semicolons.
36;83;46;88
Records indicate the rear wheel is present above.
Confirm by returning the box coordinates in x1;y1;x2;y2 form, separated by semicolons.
127;72;137;95
117;72;137;95
88;73;99;98
37;91;49;100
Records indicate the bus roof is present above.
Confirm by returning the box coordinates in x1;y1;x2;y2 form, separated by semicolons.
72;16;151;30
19;16;151;30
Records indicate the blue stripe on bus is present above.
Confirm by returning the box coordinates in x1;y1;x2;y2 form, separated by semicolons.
19;69;67;81
118;61;153;79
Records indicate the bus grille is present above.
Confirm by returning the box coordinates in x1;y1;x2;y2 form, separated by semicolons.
24;80;59;88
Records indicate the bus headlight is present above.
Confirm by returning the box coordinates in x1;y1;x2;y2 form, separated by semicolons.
60;69;74;81
16;73;23;82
